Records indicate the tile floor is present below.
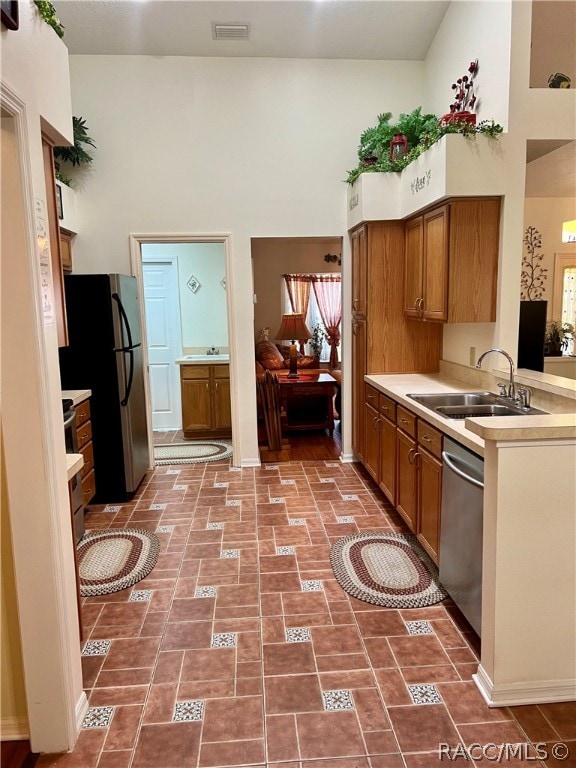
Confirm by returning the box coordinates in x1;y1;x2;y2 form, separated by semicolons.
36;459;576;768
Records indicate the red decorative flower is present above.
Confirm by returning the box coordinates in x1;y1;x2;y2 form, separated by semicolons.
449;59;479;113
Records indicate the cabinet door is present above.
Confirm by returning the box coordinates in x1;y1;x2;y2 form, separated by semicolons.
60;230;73;272
351;319;366;460
363;402;380;483
417;448;442;564
214;377;232;430
379;416;397;505
422;205;449;321
404;216;424;317
351;224;367;317
396;429;418;531
181;379;211;431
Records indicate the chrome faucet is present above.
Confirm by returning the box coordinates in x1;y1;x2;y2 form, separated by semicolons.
476;348;516;400
206;346;220;355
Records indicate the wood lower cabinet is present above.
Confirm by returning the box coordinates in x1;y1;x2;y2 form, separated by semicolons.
404;198;501;323
352;318;367;460
395;421;418;532
363;386;397;505
75;398;96;507
181;364;231;438
417;447;442;563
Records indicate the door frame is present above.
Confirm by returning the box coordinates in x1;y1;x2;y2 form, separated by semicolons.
129;234;235;465
141;255;183;431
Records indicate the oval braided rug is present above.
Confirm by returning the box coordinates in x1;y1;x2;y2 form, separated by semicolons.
154;440;232;465
77;529;160;597
330;532;447;608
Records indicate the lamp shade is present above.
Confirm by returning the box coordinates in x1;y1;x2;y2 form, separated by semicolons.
275;313;312;342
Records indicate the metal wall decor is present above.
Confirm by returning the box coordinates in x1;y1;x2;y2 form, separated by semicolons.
187;275;201;293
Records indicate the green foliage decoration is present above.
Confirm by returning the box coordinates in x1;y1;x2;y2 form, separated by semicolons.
346;108;503;185
309;323;326;360
54;116;96;170
33;0;64;38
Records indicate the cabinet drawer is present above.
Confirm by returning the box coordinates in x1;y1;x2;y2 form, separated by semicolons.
365;384;379;409
379;394;396;423
75;399;91;426
76;420;92;449
81;469;96;506
79;440;94;478
213;364;230;379
181;365;210;380
397;406;416;437
417;420;443;460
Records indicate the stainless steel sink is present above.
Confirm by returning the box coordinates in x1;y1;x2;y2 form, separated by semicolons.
407;392;495;408
406;391;548;419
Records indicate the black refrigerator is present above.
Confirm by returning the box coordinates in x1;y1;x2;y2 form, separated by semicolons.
59;274;149;503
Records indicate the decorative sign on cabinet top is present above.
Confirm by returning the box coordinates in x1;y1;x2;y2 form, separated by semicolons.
347;133;513;229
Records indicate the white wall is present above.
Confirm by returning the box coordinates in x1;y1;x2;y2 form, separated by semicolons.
68;55;425;463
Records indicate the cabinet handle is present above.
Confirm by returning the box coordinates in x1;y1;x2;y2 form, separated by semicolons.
408;448;416;464
414;451;422;468
353;299;359;311
421;435;432;442
373;416;380;431
399;417;408;424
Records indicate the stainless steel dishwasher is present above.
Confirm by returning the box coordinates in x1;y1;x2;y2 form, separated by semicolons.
439;437;484;637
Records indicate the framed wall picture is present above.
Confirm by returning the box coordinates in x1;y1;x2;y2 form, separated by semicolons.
0;1;19;30
55;184;64;220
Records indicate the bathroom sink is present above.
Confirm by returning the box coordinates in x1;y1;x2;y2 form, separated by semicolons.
181;354;230;362
407;392;496;408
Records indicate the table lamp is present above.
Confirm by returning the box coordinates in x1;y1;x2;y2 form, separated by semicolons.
275;313;312;379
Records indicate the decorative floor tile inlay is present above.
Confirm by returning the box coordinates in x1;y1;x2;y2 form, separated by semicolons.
341;494;359;501
408;684;443;705
207;522;224;530
405;620;434;635
325;462;340;467
301;580;324;592
320;477;335;483
336;515;355;523
129;589;152;602
82;706;115;729
173;484;188;491
81;640;111;656
270;497;286;504
289;518;306;526
166;469;180;475
156;525;175;533
276;546;296;555
285;627;311;643
226;500;241;507
195;585;217;598
281;479;296;485
103;505;122;513
322;690;355;711
150;503;167;511
214;482;228;488
229;466;242;472
173;700;205;722
265;465;279;471
211;632;237;648
220;549;240;559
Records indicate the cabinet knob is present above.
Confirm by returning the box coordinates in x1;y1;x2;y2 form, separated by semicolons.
400;417;408;424
353;299;359;311
421;435;432;442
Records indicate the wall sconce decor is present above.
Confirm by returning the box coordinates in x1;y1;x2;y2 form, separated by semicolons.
324;253;342;266
389;133;409;162
187;275;201;293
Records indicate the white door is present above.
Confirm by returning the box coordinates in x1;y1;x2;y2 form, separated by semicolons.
142;260;182;431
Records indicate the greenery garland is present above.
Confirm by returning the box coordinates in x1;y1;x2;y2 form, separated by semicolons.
33;0;64;38
346;108;503;185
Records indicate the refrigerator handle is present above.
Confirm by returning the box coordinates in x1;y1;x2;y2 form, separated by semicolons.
112;292;138;351
120;349;134;407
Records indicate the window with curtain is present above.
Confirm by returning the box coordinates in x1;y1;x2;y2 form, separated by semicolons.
561;266;576;355
283;273;341;364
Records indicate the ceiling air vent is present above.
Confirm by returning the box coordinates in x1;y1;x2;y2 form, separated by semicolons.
212;23;250;41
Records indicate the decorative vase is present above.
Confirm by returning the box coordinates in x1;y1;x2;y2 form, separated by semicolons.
440;111;477;126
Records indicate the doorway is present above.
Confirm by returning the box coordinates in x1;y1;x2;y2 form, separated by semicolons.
130;235;233;464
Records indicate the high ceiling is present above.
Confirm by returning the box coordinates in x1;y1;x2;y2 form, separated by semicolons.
52;0;450;59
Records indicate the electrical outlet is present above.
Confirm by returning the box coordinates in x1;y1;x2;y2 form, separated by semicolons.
469;346;476;366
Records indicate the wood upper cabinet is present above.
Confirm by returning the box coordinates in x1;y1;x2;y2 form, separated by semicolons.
181;364;231;438
351;224;367;317
404;198;500;323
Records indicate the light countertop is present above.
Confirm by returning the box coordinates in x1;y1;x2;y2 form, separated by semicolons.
364;373;576;456
62;389;91;405
66;453;84;480
176;355;230;365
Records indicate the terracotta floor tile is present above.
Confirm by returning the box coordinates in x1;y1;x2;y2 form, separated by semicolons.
537;701;576;739
266;714;300;762
315;653;371;672
260;571;303;593
401;664;461;684
102;638;161;670
142;683;178;724
437;681;512;724
178;679;235;700
387;635;451;667
281;592;330;616
264;674;323;715
202;696;264;742
388;704;460;752
509;705;561;742
353;687;391;731
302;759;371;768
363;729;398;755
363;638;396;669
259;554;298;572
160;621;212;651
296;710;366;759
36;729;106;767
264;642;316;675
89;686;148;707
95;668;154;689
152;650;183;684
168;597;215;622
355;610;407;638
198;738;265;767
215;583;259;607
542;740;576;767
319;669;376;690
103;705;143;751
457;719;528;746
374;668;412;706
131;722;201;768
311;624;364;655
96;751;133;768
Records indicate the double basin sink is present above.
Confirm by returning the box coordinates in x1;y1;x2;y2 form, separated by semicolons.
406;391;548;420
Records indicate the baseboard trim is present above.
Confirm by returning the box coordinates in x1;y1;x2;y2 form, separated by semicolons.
0;716;29;740
239;458;261;467
340;452;355;463
75;691;89;734
474;666;576;706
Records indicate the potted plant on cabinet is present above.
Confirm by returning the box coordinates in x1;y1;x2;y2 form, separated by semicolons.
53;116;96;187
545;320;574;356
